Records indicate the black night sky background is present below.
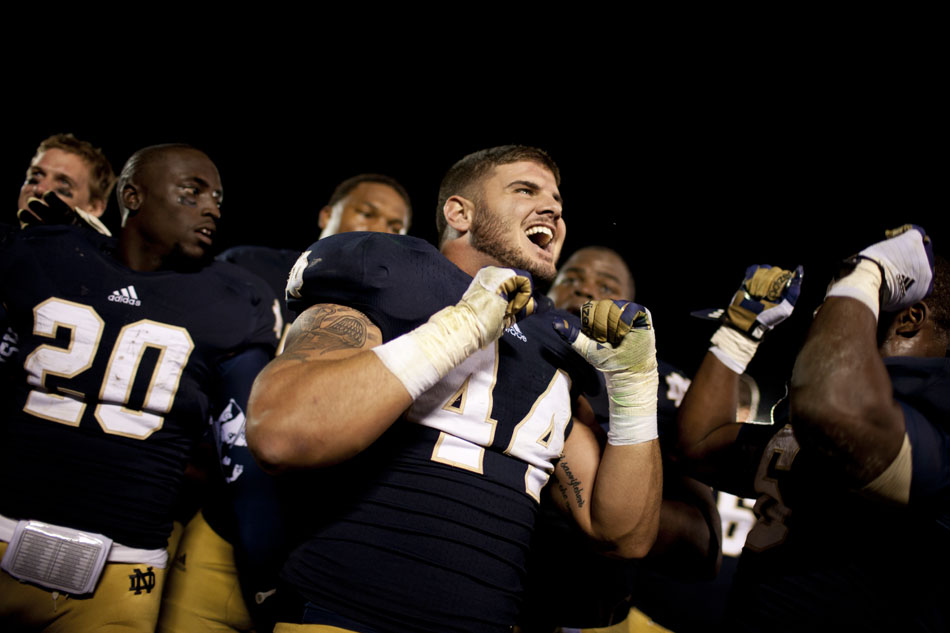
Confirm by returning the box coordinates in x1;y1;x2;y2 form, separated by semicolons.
7;72;944;408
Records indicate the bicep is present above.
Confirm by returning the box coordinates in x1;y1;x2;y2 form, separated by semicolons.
248;302;383;432
556;421;663;557
246;303;403;471
277;303;383;364
675;352;743;463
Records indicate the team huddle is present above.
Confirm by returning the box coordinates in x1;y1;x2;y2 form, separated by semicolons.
0;135;947;633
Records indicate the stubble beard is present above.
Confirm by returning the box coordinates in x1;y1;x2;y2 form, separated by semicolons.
469;200;556;283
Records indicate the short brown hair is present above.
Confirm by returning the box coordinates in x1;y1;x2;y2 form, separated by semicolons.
435;145;560;245
35;134;116;205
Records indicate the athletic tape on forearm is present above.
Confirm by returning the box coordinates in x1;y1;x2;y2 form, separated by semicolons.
709;325;761;374
825;259;882;320
605;365;659;445
372;304;483;400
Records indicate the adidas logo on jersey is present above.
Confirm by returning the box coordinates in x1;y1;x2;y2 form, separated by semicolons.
108;286;141;307
505;323;527;342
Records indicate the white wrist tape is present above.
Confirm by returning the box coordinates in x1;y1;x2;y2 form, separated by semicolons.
825;259;882;320
710;325;761;374
373;304;483;400
607;413;658;446
604;364;659;446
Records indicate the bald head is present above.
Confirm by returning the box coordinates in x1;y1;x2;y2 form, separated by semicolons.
117;144;207;225
114;145;223;272
547;246;635;316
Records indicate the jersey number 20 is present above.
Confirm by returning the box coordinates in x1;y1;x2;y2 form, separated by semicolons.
23;298;194;439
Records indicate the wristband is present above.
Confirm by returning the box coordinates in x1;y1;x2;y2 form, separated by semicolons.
825;258;882;320
710;325;761;374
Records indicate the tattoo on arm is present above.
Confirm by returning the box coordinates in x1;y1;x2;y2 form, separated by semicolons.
559;459;586;508
279;305;380;361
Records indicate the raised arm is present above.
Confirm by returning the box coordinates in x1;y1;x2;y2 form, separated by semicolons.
675;351;745;472
790;225;936;496
551;300;663;558
675;265;803;493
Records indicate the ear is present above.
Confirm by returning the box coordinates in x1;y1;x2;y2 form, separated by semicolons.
318;205;331;230
86;198;106;218
443;195;474;234
121;182;143;214
894;302;928;337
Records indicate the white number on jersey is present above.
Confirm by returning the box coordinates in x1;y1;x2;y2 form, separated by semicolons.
716;491;757;557
408;341;573;501
22;298;195;439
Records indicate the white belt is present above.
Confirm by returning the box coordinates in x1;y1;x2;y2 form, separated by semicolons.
0;513;168;568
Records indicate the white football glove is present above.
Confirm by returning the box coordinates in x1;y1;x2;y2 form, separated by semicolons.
555;300;658;445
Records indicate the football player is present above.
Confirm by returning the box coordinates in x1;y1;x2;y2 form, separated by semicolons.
2;134;116;377
0;144;279;632
219;173;413;338
246;145;664;632
159;173;412;633
15;133;116;235
518;246;719;632
676;228;950;631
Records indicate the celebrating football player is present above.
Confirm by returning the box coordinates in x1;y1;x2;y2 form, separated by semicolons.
246;145;664;632
676;227;950;631
0;144;280;632
159;173;412;633
518;246;719;632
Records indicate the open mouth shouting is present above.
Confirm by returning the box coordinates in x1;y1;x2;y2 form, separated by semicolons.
525;224;555;251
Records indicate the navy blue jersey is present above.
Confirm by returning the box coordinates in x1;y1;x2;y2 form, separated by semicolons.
212;244;301;615
725;356;950;632
280;232;596;633
217;244;301;329
0;225;279;550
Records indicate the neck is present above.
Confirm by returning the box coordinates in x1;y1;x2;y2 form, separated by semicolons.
116;231;168;273
441;235;498;278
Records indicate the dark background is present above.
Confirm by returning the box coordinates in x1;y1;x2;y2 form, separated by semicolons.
6;89;944;407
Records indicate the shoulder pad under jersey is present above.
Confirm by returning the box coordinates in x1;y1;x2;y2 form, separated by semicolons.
199;260;282;351
285;232;470;340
